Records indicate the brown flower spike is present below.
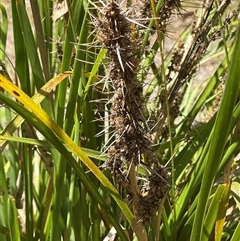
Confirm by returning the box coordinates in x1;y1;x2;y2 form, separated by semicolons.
94;0;169;228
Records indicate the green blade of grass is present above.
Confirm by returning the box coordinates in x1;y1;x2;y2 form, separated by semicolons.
0;3;8;60
0;158;9;235
230;221;240;241
8;197;21;241
22;142;34;241
201;184;226;241
0;135;106;161
16;0;46;88
11;0;31;95
29;0;51;81
83;48;107;100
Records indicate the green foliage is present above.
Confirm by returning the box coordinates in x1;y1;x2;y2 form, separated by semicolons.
0;0;239;241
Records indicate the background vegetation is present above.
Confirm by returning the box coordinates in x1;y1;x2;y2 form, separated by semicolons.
0;0;239;240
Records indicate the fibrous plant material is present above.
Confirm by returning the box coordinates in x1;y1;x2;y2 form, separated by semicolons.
92;0;169;230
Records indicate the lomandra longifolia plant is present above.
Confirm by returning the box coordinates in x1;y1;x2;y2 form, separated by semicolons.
89;0;240;239
0;0;240;240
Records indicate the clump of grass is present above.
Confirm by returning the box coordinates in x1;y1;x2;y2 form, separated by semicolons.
0;0;240;241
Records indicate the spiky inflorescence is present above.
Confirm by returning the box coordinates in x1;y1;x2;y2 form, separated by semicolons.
98;1;157;173
140;0;182;34
139;166;168;223
95;0;168;223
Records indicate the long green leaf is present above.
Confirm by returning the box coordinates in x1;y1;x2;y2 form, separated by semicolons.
230;220;240;241
202;185;225;241
0;3;8;60
16;0;46;88
0;135;106;161
8;197;20;241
